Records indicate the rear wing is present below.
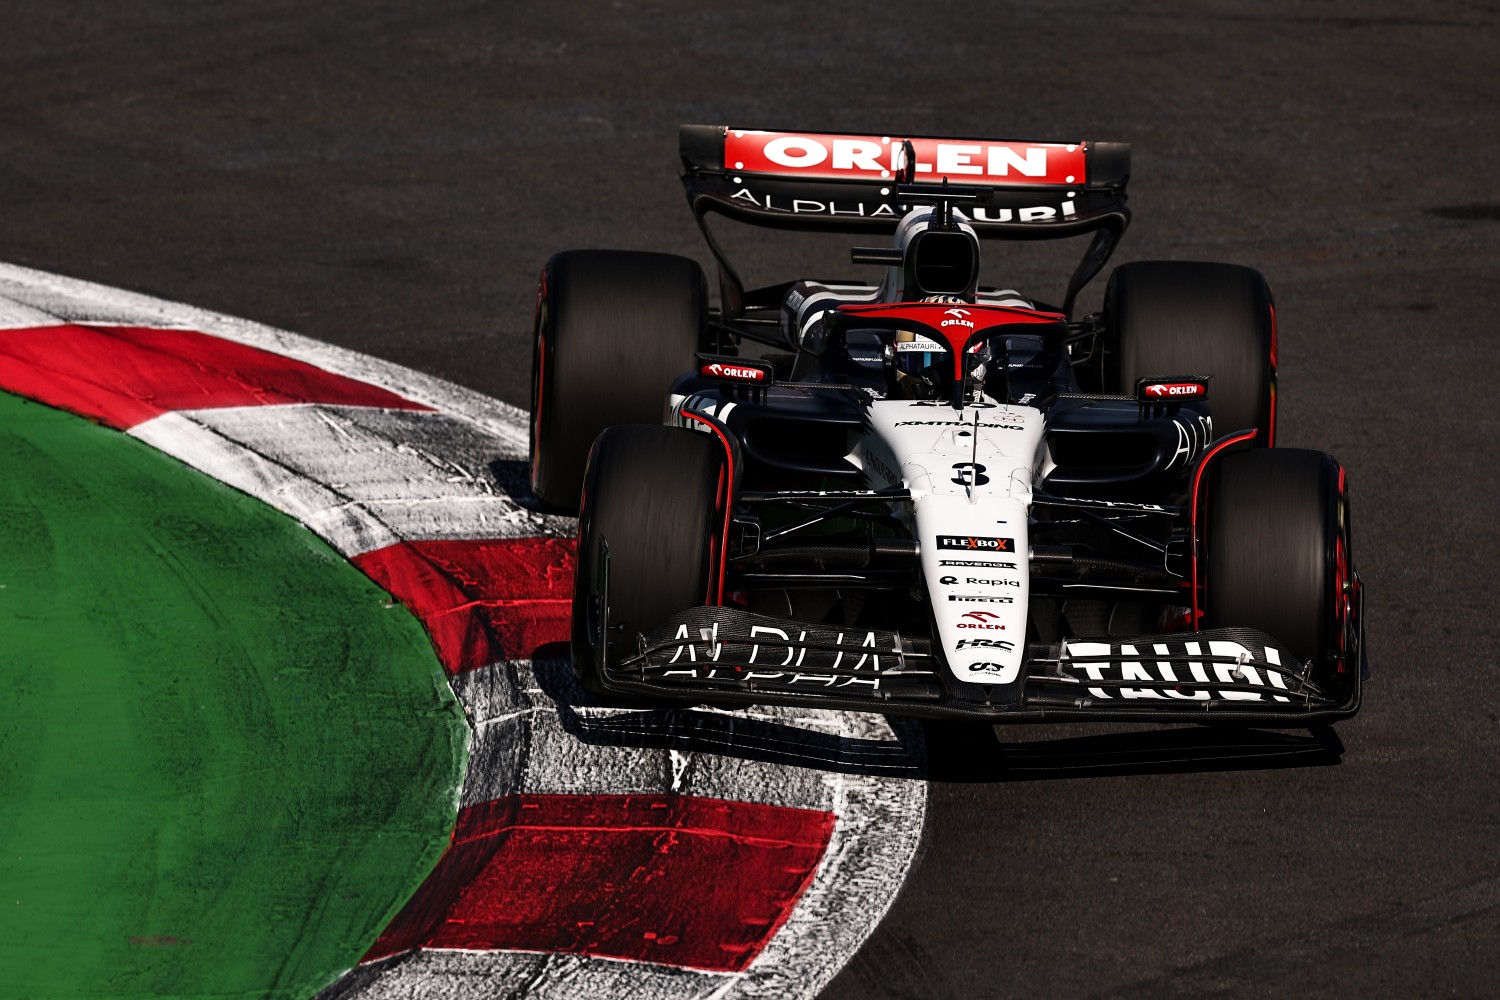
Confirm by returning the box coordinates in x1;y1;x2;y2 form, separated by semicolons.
679;125;1132;316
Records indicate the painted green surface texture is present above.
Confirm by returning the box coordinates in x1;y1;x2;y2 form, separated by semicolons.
0;392;468;999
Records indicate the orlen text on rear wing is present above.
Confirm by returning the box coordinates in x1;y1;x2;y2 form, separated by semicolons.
679;125;1132;316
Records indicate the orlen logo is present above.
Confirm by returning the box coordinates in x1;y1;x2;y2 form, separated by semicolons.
957;610;1006;630
941;307;974;330
701;362;767;383
1144;382;1206;398
723;130;1086;186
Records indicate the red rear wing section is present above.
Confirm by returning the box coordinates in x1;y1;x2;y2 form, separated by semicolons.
723;130;1089;187
681;124;1129;239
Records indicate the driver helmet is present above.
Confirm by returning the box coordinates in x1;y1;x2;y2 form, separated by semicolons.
891;325;992;399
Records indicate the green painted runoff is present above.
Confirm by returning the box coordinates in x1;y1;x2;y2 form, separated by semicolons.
0;391;467;999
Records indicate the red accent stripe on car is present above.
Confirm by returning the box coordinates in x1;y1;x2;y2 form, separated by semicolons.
364;793;835;972
0;325;429;429
354;538;576;674
1267;381;1277;448
680;412;735;606
530;270;549;492
1267;302;1278;446
1189;429;1261;629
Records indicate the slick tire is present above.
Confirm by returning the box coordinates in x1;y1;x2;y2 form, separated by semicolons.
572;424;726;697
1104;261;1276;446
1204;448;1352;674
530;249;709;513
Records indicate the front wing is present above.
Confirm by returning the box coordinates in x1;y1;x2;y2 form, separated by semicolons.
592;606;1363;726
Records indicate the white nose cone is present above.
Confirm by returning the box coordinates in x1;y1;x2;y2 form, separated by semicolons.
867;400;1043;688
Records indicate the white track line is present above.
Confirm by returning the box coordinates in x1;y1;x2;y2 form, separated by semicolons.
0;267;927;1000
326;950;737;1000
136;405;572;550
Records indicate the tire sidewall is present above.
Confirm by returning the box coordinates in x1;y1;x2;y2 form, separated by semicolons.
1204;448;1350;686
1104;260;1276;446
530;250;708;512
572;424;726;695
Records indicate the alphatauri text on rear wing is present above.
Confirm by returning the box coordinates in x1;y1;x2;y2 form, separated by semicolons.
678;125;1132;316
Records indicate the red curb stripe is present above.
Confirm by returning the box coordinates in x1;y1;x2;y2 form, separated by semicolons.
354;538;576;674
365;794;836;972
0;325;428;428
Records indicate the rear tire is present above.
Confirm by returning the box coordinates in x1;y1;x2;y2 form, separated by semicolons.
572;425;726;696
1204;448;1350;675
530;249;709;512
1105;261;1276;446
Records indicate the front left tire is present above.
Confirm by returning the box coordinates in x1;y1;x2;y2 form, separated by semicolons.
572;424;727;696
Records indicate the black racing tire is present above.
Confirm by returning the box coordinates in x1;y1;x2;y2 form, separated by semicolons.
530;249;708;512
1104;261;1276;446
1204;448;1351;674
572;424;726;696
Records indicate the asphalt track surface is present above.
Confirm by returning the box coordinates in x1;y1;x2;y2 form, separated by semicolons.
3;2;1497;997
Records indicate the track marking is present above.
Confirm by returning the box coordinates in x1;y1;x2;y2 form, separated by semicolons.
0;263;927;1000
365;794;836;971
0;324;426;428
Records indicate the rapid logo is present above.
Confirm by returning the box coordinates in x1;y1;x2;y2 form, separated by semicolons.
936;535;1014;552
939;575;1017;586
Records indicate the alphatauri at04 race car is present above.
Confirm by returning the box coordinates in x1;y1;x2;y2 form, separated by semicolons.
530;126;1365;724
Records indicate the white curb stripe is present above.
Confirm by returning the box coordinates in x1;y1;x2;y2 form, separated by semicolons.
327;950;737;1000
130;412;402;557
457;659;922;811
0;267;927;1000
134;404;573;552
0;262;528;448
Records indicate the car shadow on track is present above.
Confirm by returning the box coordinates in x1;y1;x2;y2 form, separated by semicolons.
487;458;540;506
529;645;1344;784
530;646;927;780
923;721;1345;783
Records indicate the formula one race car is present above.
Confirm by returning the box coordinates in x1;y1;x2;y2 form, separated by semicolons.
530;126;1364;724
